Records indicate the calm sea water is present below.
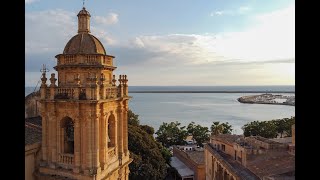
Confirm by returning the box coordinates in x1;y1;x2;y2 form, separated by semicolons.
25;86;295;134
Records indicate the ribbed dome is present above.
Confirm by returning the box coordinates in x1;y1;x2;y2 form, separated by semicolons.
63;33;106;55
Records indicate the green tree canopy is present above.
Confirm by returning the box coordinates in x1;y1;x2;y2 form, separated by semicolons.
242;117;295;138
128;125;167;180
127;109;169;179
187;121;210;147
210;121;233;135
128;109;140;126
155;121;188;147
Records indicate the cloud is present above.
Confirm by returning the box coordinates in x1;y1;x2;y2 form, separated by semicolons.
210;5;251;16
93;13;119;25
26;9;118;75
25;9;77;54
238;6;251;14
126;3;294;66
25;0;39;4
25;4;294;86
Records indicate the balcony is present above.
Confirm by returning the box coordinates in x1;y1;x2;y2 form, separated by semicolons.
59;153;74;166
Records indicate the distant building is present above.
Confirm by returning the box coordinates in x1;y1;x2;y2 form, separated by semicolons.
185;135;197;145
204;134;295;180
25;5;132;180
170;145;205;180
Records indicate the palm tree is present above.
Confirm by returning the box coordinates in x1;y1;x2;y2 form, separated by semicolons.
211;122;224;135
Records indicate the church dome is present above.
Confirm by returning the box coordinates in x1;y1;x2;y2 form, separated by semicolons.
63;33;106;55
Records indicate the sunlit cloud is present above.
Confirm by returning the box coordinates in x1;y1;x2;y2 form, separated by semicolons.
93;13;119;25
25;0;39;4
210;5;252;16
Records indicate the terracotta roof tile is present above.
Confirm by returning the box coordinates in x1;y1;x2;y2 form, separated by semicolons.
25;116;42;145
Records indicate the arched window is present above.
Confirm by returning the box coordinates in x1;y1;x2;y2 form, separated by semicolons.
61;117;74;154
107;114;116;147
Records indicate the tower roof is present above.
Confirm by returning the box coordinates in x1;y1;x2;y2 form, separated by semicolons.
63;33;106;55
62;7;106;55
77;7;91;17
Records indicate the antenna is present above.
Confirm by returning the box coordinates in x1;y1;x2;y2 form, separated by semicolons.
83;0;86;8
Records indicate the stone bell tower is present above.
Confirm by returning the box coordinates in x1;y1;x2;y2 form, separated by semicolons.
36;6;132;180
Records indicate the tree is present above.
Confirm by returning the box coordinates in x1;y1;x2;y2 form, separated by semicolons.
140;125;155;135
210;121;233;135
242;120;278;138
128;109;140;126
127;110;169;179
283;116;295;136
242;117;295;138
128;125;167;180
187;122;210;147
221;122;233;134
272;119;286;138
156;121;188;147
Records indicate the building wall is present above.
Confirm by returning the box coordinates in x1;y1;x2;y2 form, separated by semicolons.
25;91;41;118
173;147;205;180
204;144;239;180
211;139;235;159
25;143;41;180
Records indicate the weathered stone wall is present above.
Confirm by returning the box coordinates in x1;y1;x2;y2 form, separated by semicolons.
25;91;41;118
173;147;205;180
25;143;41;180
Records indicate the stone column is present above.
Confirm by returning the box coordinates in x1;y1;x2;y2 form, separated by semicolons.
93;113;101;172
117;108;123;159
41;113;48;161
123;108;128;156
81;118;86;171
49;113;57;168
56;118;60;163
86;117;93;171
73;118;81;173
100;112;107;169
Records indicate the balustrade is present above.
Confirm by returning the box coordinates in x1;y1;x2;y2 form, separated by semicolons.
59;153;74;165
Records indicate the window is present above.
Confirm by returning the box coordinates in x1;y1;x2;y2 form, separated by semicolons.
222;144;225;152
61;117;74;154
108;114;116;147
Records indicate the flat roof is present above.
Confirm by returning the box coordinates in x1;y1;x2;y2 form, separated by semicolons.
170;157;194;177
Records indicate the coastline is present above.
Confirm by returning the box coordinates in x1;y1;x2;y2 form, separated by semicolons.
237;94;295;106
129;91;295;93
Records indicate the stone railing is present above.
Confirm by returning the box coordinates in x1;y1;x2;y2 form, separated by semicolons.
59;153;74;165
85;55;98;64
56;54;116;67
106;87;118;99
55;88;75;99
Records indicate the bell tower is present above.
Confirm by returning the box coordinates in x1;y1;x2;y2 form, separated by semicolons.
36;6;132;180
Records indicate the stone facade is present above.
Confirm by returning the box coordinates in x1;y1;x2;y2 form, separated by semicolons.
33;7;132;180
25;91;41;118
204;134;295;180
172;146;205;180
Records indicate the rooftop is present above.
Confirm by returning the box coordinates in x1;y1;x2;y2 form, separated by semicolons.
206;143;260;180
246;151;295;179
184;150;205;164
25;116;42;145
170;156;194;177
212;134;244;145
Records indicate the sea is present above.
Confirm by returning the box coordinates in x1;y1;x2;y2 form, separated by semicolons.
25;85;295;135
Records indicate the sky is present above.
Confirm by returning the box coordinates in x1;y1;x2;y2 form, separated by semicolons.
25;0;295;86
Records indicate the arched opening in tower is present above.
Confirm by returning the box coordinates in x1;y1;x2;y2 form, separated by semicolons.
61;117;74;154
108;114;116;148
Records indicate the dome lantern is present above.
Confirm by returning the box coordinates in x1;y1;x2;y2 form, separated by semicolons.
77;7;91;33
